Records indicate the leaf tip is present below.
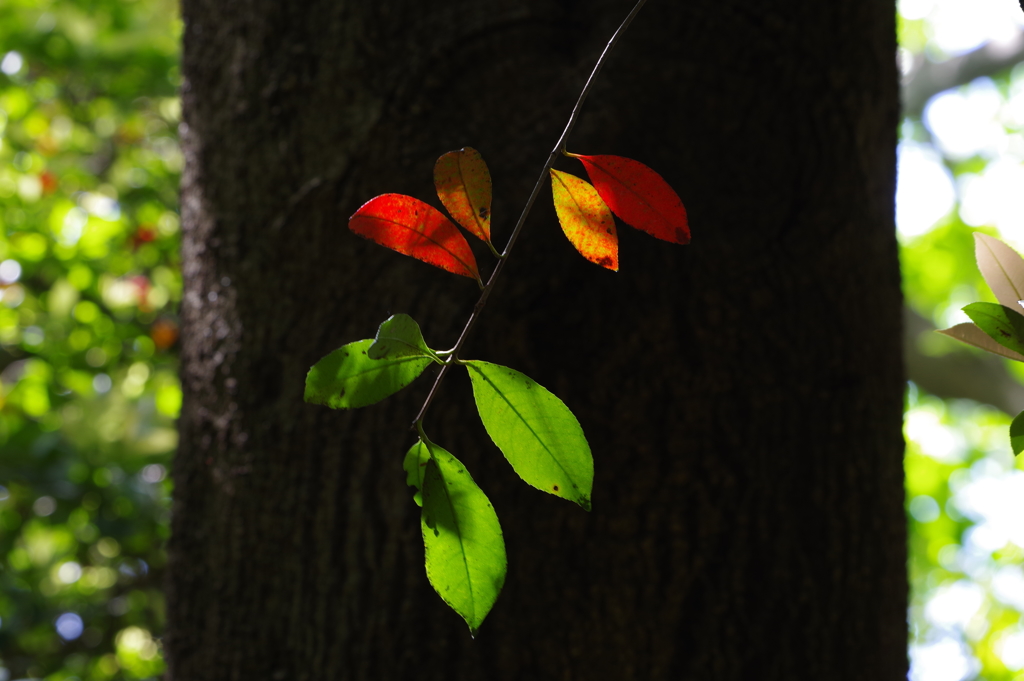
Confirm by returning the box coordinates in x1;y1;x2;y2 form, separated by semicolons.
1012;410;1024;456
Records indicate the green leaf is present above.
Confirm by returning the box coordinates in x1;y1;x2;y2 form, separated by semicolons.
1012;411;1024;456
465;360;593;510
369;314;434;360
304;339;431;409
404;439;431;506
962;302;1024;356
421;444;506;635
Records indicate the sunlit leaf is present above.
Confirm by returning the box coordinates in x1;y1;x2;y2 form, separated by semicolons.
349;194;481;282
304;339;431;409
465;360;593;509
434;147;492;244
974;233;1024;311
570;153;689;244
549;169;618;271
421;444;506;635
368;314;434;360
936;322;1024;362
403;439;431;506
962;302;1024;357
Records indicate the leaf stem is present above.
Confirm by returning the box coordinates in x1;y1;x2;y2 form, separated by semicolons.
411;0;647;429
486;240;504;259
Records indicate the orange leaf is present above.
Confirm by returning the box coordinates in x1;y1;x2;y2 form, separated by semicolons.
150;318;179;351
571;154;689;244
549;169;618;271
349;194;481;282
434;147;492;244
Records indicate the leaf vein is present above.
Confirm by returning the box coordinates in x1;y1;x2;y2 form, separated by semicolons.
471;365;580;491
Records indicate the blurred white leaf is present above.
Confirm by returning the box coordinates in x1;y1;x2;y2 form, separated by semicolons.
936;321;1024;361
974;233;1024;309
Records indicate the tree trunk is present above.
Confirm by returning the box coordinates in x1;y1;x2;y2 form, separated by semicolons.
168;1;906;679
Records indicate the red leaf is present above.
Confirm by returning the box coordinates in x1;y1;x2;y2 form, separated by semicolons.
434;147;492;244
349;194;481;282
571;154;689;244
549;169;618;271
40;171;59;195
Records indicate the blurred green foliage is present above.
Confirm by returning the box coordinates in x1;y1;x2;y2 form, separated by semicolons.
898;12;1024;680
905;391;1024;680
0;0;180;678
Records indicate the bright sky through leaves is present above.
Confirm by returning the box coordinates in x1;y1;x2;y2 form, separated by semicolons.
899;0;1024;54
899;2;1024;679
896;2;1024;246
897;143;956;237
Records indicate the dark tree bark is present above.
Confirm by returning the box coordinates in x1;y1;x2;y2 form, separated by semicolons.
168;1;906;679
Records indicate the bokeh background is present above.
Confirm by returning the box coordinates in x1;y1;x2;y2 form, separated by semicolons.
1;0;1024;679
899;1;1024;679
0;0;179;678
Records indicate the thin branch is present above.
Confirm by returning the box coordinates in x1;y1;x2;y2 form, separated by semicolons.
411;0;648;427
903;28;1024;119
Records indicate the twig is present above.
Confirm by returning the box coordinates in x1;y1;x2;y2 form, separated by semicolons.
902;28;1024;119
412;0;648;428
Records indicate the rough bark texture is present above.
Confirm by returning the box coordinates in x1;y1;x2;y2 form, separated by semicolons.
168;1;906;679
